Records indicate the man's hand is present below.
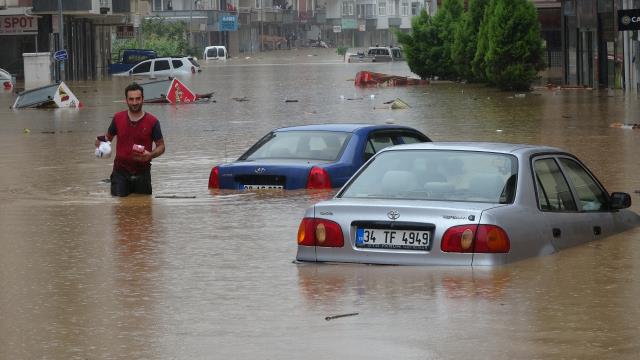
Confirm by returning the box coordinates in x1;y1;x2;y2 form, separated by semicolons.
132;150;153;163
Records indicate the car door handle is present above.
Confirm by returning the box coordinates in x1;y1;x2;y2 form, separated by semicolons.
552;228;561;238
593;226;602;236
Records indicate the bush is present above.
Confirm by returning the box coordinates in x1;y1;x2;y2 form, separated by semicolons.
396;0;463;80
336;46;348;56
111;18;193;61
480;0;545;90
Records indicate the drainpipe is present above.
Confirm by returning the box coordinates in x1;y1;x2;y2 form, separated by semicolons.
623;0;631;93
58;0;64;81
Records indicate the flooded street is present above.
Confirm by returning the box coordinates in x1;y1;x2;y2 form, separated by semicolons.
2;48;640;359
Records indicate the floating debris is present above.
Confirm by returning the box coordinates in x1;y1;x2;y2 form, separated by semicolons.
155;195;197;199
232;97;250;102
140;78;213;104
390;98;410;109
610;123;640;129
284;99;299;103
13;82;82;109
354;71;428;87
325;312;359;321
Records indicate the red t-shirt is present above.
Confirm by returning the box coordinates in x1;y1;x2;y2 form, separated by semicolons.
108;111;163;174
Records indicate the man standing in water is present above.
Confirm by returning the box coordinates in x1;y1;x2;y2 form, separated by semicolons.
95;82;165;196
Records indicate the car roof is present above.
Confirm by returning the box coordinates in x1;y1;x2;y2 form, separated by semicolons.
273;123;421;133
384;141;565;156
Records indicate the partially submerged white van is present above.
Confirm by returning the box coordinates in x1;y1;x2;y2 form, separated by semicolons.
203;46;228;61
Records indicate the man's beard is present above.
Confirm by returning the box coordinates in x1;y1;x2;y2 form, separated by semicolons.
128;103;142;113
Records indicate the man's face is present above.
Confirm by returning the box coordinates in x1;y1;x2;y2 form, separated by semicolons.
126;89;143;113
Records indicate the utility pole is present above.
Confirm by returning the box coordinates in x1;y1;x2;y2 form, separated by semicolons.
58;0;65;81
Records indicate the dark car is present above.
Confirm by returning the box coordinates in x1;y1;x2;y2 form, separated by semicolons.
208;123;430;190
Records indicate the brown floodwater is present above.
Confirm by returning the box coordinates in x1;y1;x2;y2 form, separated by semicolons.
2;49;640;359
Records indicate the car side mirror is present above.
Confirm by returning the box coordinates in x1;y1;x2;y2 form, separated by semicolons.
610;192;631;210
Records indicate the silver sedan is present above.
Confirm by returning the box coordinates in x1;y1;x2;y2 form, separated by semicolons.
296;142;639;265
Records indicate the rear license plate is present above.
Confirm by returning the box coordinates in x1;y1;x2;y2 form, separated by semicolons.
243;184;283;190
355;228;431;250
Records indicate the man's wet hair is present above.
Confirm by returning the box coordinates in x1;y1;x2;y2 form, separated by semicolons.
125;82;144;97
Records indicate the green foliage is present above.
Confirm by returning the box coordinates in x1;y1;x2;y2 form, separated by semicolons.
111;18;194;61
452;0;490;81
481;0;545;90
402;0;545;90
336;46;348;56
396;0;463;80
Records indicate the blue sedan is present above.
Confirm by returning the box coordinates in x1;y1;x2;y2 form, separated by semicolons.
208;123;431;190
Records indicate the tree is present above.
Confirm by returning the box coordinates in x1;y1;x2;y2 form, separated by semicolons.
112;18;194;62
452;0;490;81
396;10;439;80
481;0;545;90
396;0;463;80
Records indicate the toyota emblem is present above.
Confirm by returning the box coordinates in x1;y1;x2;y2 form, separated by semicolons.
255;167;266;174
387;210;400;220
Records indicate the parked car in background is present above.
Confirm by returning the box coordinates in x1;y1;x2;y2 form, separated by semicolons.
296;142;639;265
203;45;228;61
208;123;431;190
108;49;158;74
113;56;201;77
1;67;14;89
347;46;403;63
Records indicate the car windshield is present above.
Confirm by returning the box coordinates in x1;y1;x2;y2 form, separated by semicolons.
340;149;518;203
240;130;351;161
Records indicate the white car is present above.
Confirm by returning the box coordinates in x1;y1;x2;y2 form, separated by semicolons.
114;56;201;77
203;46;227;61
1;67;14;89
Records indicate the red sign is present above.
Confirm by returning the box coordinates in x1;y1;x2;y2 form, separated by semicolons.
166;79;196;104
0;16;38;35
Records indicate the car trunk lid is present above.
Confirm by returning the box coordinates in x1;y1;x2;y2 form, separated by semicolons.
311;199;505;265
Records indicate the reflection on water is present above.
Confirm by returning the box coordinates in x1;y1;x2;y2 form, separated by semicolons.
2;49;640;359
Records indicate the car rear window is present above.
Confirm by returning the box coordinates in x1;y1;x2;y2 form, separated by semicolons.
240;130;350;161
188;58;200;67
340;150;518;203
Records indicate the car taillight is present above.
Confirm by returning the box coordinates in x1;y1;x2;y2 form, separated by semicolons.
3;81;11;89
208;166;219;188
306;166;331;189
191;66;196;74
297;218;344;247
441;224;510;253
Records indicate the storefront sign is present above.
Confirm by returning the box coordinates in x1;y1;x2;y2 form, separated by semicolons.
618;9;640;31
0;16;38;35
219;13;238;31
341;18;357;30
333;25;342;33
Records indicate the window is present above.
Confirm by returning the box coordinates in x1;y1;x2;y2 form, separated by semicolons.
240;131;350;161
357;4;365;18
534;158;577;211
342;1;354;15
154;60;171;71
378;0;386;16
131;61;151;74
400;0;409;16
255;0;261;8
558;158;608;211
411;1;420;15
387;1;395;16
398;135;423;144
366;4;375;18
172;59;183;68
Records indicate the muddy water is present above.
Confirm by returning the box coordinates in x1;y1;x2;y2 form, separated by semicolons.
2;49;640;359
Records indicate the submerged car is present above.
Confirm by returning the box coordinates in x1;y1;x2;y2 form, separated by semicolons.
113;56;201;77
296;142;639;265
208;124;430;190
